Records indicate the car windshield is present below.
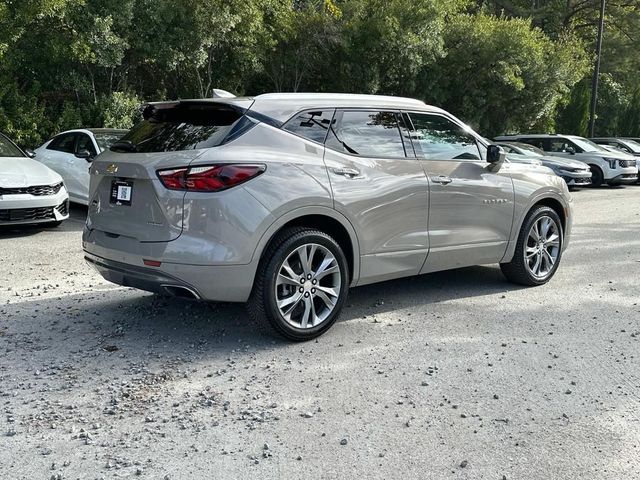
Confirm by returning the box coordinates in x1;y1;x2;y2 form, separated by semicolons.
0;133;25;157
571;137;602;153
94;132;127;152
512;143;544;156
619;139;640;153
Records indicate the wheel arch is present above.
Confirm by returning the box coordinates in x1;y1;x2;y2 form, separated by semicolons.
502;191;570;263
252;207;360;286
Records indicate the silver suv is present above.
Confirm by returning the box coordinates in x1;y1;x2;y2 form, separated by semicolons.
494;134;638;187
84;94;572;340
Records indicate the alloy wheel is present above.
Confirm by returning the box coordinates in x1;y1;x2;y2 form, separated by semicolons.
274;243;341;329
525;215;561;279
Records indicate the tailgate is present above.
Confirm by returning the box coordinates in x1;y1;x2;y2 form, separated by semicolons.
87;150;205;242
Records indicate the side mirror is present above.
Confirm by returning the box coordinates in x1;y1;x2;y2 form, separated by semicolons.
487;144;506;164
25;149;36;158
75;149;94;162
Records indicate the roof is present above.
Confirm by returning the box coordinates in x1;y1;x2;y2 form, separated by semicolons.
496;134;585;140
250;93;441;122
142;93;448;124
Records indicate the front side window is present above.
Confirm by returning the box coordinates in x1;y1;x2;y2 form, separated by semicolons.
284;110;334;144
0;133;24;158
76;134;97;156
548;139;580;153
326;110;407;158
406;113;481;161
48;133;78;153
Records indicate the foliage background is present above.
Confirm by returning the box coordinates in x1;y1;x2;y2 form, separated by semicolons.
0;0;638;147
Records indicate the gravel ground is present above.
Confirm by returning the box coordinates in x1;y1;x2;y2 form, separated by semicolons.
0;186;639;480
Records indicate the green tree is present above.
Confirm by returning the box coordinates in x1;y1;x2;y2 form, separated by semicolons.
556;79;590;136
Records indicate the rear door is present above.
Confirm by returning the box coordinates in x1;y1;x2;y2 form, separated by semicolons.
42;133;78;183
67;132;96;202
322;109;429;284
404;112;514;273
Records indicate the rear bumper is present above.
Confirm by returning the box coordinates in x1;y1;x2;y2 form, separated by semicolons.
84;253;202;299
82;234;258;302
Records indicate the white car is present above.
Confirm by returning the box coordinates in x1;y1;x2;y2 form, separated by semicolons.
494;134;638;187
35;128;127;205
0;132;69;227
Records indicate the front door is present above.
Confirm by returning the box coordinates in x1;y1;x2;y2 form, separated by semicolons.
404;112;514;273
322;109;430;285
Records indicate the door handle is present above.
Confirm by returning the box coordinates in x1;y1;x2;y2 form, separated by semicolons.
431;175;452;185
332;167;360;178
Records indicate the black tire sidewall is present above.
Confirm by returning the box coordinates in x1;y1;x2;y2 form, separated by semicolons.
263;231;349;340
590;166;603;187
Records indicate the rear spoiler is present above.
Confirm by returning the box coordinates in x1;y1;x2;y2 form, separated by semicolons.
139;99;282;128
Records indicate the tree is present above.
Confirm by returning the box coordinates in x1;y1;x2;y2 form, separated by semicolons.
420;14;589;136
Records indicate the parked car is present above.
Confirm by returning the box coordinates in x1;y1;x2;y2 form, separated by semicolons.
35;128;128;205
84;93;573;340
591;138;640;182
494;134;638;187
0;131;69;227
496;142;592;187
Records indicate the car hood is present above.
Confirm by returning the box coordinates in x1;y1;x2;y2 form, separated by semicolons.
540;155;588;169
505;154;542;165
0;156;63;188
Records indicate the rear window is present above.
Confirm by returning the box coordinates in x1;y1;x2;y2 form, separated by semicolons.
94;132;126;152
116;103;247;152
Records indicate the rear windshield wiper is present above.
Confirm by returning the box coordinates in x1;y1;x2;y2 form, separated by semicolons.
110;140;138;153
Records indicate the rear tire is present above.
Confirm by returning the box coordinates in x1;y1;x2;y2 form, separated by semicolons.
589;165;604;187
247;228;349;341
500;206;563;286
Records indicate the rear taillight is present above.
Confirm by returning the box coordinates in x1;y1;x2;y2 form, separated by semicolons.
157;164;265;192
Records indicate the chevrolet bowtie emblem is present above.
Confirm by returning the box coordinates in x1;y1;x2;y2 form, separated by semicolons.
106;164;118;174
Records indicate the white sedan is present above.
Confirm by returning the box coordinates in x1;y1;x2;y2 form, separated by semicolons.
35;128;127;205
0;132;69;227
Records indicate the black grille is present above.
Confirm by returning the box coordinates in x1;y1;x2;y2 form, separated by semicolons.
0;182;63;196
0;206;55;222
56;200;69;216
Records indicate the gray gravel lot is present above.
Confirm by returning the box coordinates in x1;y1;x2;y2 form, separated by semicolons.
1;187;639;479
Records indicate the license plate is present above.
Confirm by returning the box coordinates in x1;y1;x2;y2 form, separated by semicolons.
110;180;133;206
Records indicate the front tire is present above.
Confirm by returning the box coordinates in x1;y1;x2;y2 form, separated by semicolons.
589;165;604;187
247;228;349;341
500;206;563;286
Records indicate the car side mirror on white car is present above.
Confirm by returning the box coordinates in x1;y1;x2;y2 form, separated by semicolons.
75;149;94;162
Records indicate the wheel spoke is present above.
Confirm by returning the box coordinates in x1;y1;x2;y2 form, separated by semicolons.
278;292;303;311
531;222;540;242
277;272;299;287
281;259;299;282
525;246;538;259
315;289;336;309
300;296;313;328
546;233;560;247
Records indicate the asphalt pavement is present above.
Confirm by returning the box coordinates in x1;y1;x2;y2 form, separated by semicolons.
0;186;639;479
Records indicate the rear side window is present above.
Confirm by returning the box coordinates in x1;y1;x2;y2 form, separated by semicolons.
406;113;480;160
117;103;246;152
284;110;334;144
326;110;407;158
48;133;78;153
518;138;547;151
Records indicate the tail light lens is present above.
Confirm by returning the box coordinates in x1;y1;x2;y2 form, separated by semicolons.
157;164;265;192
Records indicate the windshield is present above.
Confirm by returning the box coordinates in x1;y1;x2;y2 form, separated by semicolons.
0;133;25;158
94;132;127;152
619;139;640;153
512;143;544;156
572;137;603;153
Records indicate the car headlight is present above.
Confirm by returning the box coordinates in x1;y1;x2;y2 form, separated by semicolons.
603;157;617;168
